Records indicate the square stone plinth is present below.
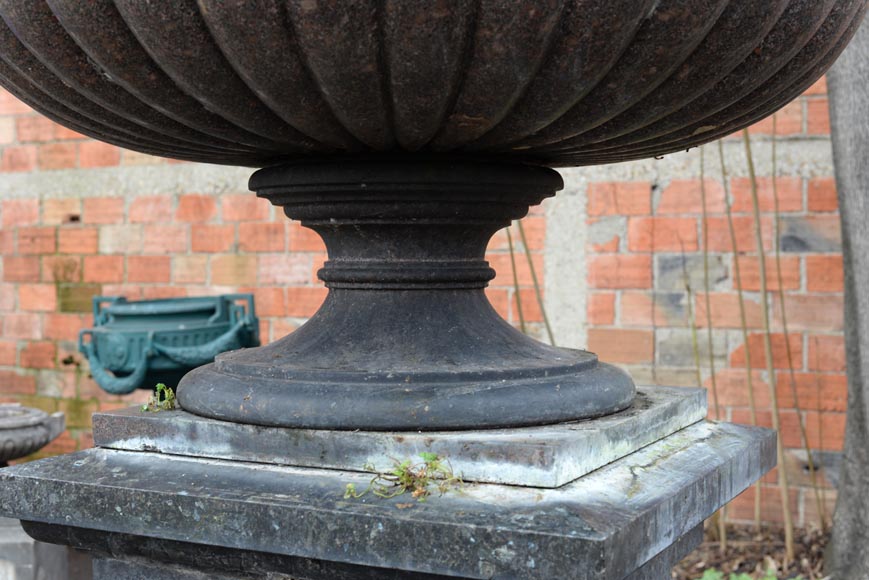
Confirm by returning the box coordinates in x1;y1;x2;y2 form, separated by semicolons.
93;386;706;488
0;420;775;580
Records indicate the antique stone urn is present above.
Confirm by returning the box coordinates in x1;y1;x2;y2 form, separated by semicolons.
0;0;863;430
0;405;64;468
0;2;864;579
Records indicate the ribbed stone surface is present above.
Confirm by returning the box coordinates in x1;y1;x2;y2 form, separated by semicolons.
0;0;863;167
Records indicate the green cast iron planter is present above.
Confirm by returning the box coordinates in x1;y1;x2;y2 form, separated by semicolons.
79;295;260;395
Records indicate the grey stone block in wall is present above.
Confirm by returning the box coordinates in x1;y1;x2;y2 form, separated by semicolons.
656;255;729;291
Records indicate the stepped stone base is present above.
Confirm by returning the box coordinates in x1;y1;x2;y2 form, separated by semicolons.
0;387;775;580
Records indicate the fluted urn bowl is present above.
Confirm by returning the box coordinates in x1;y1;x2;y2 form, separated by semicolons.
0;0;863;167
1;1;864;431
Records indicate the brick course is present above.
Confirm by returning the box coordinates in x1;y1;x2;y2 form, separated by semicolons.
0;84;844;529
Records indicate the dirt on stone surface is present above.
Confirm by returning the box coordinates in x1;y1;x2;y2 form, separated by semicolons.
673;524;830;579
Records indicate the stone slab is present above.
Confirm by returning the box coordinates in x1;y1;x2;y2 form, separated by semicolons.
74;523;701;580
93;386;706;488
0;421;775;579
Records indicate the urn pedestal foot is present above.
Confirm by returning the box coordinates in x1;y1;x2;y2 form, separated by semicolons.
178;160;635;431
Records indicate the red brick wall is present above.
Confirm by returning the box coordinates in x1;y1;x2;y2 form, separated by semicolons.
586;78;842;527
0;78;843;528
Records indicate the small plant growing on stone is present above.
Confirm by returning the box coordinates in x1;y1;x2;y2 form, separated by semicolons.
344;452;463;502
141;383;177;412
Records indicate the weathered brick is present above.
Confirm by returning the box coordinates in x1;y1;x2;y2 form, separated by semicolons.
288;223;326;252
806;98;830;135
258;255;311;286
627;217;698;252
588;255;651;289
588;182;651;216
239;222;286;252
18;284;57;312
656;179;725;214
486;253;544;288
15;116;54;142
776;372;847;412
587;293;615;326
37;142;77;170
707;369;770;409
20;341;56;369
78;141;121;168
43;256;81;283
807;178;838;212
620;291;687;327
173;255;208;284
808;334;846;372
1;145;37;172
2;199;39;227
99;224;143;254
0;340;16;366
128;256;170;283
58;227;98;255
773;294;843;331
285;287;328;317
0;89;32;114
488;217;545;252
730;332;803;370
238;287;286;317
212;255;257;286
0;284;16;311
17;226;56;254
143;224;188;254
704;215;774;252
142;286;188;300
54;125;85;140
587;328;654;364
735;255;801;292
221;193;270;222
806;255;843;292
728;485;799;525
730;176;802;213
3;256;40;282
695;292;763;329
0;370;36;395
43;198;81;225
44;313;87;341
0;117;13;144
129;195;173;224
4;313;42;339
82;197;124;224
83;255;124;283
747;100;803;135
191;224;235;253
176;194;216;223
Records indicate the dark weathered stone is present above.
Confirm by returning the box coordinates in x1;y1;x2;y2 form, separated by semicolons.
179;160;635;430
96;387;707;488
0;421;775;580
0;1;861;167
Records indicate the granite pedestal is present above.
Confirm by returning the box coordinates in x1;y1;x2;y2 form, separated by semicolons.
0;386;774;579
